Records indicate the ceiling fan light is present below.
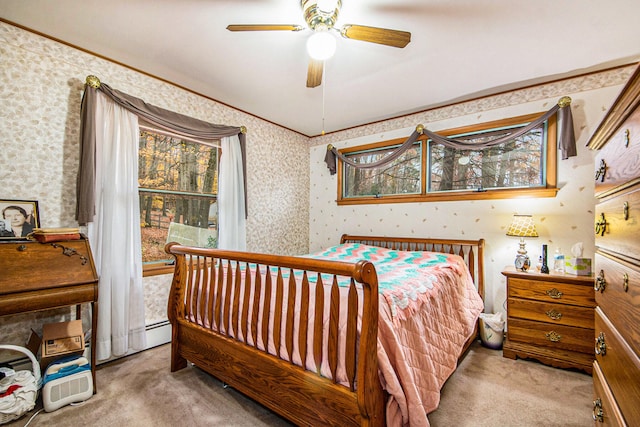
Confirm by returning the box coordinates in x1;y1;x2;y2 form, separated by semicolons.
306;31;336;60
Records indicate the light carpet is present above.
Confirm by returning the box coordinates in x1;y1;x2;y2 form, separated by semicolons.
6;341;592;426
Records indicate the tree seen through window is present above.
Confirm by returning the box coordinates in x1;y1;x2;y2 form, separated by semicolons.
138;130;219;263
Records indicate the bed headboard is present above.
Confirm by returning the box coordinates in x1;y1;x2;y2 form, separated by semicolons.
340;234;485;301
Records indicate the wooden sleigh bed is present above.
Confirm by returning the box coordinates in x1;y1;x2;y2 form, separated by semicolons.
166;234;485;426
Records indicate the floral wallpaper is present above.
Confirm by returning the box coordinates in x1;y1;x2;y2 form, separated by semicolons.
0;22;309;346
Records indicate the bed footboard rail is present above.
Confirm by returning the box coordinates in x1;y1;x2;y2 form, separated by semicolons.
165;243;385;426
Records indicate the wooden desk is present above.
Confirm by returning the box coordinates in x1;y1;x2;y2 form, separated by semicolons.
0;237;98;392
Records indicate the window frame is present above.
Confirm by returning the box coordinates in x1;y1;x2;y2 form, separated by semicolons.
336;112;558;205
138;126;221;276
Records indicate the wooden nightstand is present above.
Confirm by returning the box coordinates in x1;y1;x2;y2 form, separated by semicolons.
502;266;595;373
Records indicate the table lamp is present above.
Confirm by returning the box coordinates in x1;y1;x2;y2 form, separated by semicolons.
506;214;538;271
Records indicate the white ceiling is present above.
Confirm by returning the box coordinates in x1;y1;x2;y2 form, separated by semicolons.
2;0;640;137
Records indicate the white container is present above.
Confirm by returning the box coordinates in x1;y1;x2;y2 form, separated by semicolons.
479;313;504;350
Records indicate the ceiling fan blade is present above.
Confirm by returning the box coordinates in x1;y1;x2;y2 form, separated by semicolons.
307;59;323;88
340;24;411;48
226;24;304;32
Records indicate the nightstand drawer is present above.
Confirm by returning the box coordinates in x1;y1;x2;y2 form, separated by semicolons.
595;253;640;356
595;308;640;425
507;318;593;354
507;297;594;329
508;278;595;307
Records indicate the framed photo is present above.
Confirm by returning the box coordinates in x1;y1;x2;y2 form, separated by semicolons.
0;199;40;240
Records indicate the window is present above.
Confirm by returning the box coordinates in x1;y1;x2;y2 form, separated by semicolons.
428;125;545;192
138;129;220;272
337;112;558;204
343;142;422;198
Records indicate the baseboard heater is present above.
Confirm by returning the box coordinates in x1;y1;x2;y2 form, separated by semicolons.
95;320;172;365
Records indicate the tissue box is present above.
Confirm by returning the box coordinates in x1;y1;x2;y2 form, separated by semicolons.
564;258;592;276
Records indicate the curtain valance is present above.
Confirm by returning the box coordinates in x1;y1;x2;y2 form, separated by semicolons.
76;75;247;225
324;97;576;175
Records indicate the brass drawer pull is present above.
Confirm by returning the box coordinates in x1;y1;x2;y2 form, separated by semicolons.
545;288;563;299
595;213;607;236
545;331;561;342
623;201;629;220
593;398;604;423
545;309;562;320
595;270;606;293
623;272;629;292
17;244;27;252
595;159;607;182
595;332;607;356
624;128;630;148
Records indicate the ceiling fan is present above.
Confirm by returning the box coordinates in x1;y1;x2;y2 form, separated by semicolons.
227;0;411;88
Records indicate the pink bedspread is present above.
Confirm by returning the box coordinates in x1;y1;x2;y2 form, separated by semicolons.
307;243;484;426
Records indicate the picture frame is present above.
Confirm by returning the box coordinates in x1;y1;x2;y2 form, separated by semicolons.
0;199;40;240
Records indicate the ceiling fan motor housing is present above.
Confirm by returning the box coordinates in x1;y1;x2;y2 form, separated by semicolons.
301;0;341;31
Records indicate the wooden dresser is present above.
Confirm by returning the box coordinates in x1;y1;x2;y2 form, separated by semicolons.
502;267;595;373
0;236;99;392
587;65;640;426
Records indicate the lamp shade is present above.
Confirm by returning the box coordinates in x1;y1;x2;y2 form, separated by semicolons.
506;215;538;237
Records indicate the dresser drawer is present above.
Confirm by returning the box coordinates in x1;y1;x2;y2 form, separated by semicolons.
0;240;97;294
593;361;628;427
595;308;640;425
595;184;640;262
595;253;640;356
595;104;640;197
507;297;594;329
507;318;593;354
507;278;595;307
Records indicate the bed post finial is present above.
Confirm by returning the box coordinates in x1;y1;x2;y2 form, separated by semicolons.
85;75;101;88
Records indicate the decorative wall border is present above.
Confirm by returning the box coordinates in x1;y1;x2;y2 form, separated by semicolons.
310;65;637;147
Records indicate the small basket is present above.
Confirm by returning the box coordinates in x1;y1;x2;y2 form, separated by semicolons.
0;345;41;425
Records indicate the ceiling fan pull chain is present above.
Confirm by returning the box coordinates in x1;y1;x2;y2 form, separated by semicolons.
322;61;326;135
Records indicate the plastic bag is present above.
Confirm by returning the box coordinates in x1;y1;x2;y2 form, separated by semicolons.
479;312;504;331
478;312;504;349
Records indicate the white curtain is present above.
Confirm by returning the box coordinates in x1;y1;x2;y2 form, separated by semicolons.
218;135;246;250
87;92;147;361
